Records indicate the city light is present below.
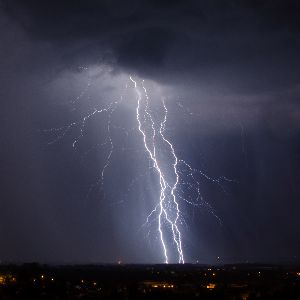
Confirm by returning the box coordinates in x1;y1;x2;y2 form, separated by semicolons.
206;283;216;289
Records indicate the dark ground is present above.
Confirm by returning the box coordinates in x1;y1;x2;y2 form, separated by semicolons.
0;263;300;299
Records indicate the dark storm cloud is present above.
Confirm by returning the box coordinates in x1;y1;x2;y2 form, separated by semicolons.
0;0;300;264
3;0;300;93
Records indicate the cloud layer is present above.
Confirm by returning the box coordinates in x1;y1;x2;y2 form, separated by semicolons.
3;0;300;93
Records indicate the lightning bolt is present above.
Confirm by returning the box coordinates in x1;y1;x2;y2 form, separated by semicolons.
44;70;233;264
130;76;184;263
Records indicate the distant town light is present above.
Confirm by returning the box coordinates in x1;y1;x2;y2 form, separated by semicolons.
149;282;173;289
206;283;216;289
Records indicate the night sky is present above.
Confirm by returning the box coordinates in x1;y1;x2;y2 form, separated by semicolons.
0;0;299;264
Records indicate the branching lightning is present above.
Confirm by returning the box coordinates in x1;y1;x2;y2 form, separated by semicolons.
129;76;184;263
45;70;233;264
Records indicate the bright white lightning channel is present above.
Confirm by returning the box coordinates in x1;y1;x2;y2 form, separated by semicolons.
45;72;232;264
130;76;184;264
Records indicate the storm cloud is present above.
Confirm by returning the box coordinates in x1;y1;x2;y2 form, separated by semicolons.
0;0;299;264
3;0;300;92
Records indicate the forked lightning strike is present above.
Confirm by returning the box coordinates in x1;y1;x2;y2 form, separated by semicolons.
130;76;184;263
45;71;232;263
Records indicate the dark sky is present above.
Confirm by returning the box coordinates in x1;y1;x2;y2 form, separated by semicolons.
0;0;299;264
